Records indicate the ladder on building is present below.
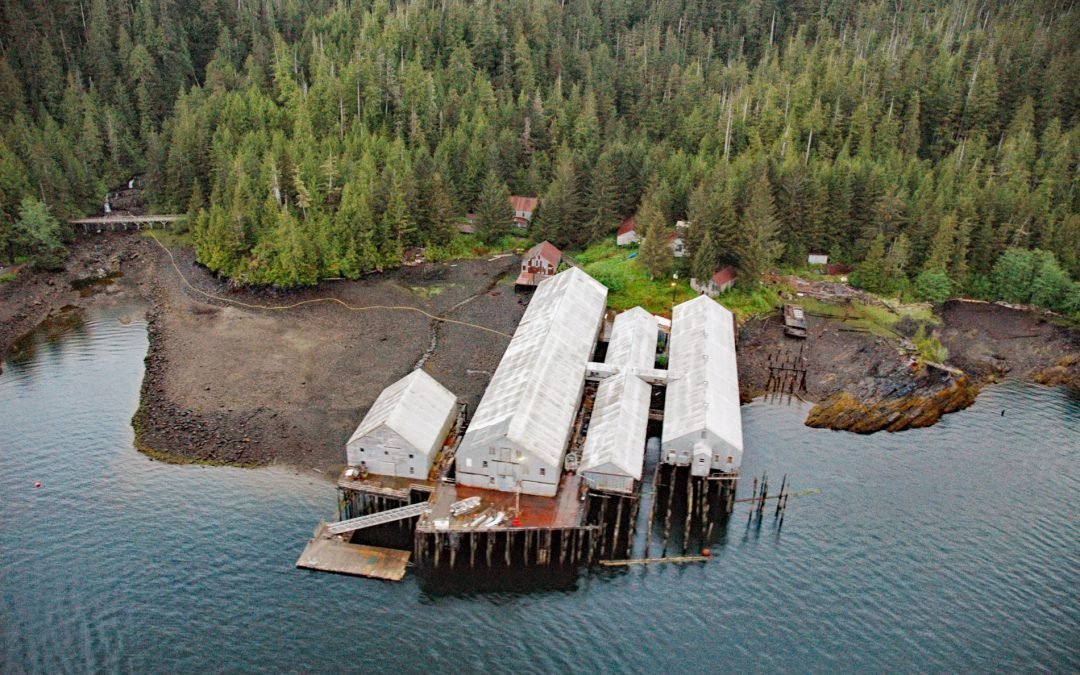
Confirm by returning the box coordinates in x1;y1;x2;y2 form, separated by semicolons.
325;502;428;536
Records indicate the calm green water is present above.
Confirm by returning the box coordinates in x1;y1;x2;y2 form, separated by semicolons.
1;304;1077;672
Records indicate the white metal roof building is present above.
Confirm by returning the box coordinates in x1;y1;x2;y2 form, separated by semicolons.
346;369;458;479
456;267;608;496
579;307;658;494
661;295;744;476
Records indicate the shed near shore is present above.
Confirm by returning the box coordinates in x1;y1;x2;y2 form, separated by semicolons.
579;307;658;494
662;295;743;476
346;369;458;479
456;267;608;496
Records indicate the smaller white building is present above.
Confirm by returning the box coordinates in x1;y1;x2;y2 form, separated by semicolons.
808;253;829;266
616;217;639;246
579;308;658;494
346;369;458;479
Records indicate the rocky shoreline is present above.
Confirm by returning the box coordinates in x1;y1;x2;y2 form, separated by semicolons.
3;233;1078;470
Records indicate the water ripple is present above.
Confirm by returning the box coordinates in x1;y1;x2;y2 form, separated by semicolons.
2;308;1078;673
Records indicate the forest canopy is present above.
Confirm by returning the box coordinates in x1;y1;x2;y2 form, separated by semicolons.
0;0;1077;309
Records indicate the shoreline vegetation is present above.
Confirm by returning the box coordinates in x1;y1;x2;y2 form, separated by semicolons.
1;232;1076;472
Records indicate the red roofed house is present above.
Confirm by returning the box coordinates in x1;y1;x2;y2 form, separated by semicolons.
691;265;737;297
516;241;562;287
510;196;539;229
616;217;639;246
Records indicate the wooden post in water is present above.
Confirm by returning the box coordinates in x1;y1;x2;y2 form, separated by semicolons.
682;474;693;554
597;496;609;557
775;474;787;517
663;467;676;555
748;477;758;524
644;462;660;558
612;498;624;559
757;473;768;519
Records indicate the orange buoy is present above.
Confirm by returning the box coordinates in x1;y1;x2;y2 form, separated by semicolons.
701;548;711;557
34;482;41;488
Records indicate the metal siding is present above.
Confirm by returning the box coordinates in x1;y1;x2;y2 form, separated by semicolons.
457;268;607;495
661;295;744;471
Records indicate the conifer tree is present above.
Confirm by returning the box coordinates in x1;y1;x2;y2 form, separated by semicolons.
475;169;512;244
735;171;782;282
637;190;672;280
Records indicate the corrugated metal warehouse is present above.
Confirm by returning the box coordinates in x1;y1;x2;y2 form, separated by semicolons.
661;295;744;476
455;267;608;496
346;369;458;478
579;307;658;494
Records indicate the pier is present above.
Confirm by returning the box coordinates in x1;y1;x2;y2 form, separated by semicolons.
298;268;757;584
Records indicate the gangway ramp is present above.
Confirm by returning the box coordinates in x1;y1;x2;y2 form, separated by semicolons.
325;502;428;535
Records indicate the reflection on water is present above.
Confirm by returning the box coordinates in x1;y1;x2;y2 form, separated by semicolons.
1;305;1077;672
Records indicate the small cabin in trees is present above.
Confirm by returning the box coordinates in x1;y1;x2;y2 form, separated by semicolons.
515;240;562;287
616;217;639;246
670;220;690;257
808;253;829;266
509;196;539;228
691;266;737;297
345;369;458;479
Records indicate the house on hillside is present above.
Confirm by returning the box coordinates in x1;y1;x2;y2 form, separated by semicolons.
346;369;458;479
670;220;690;257
808;253;829;266
691;266;737;297
510;196;539;228
515;240;562;287
616;217;639;246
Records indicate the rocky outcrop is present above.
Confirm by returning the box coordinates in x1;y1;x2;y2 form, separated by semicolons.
805;363;979;433
1031;355;1080;391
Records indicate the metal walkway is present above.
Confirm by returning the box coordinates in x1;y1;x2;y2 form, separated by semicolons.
326;502;428;535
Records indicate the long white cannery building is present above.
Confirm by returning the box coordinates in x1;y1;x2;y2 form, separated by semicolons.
661;295;744;477
455;267;608;497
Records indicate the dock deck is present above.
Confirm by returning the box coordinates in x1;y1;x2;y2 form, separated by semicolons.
296;523;411;581
418;473;586;532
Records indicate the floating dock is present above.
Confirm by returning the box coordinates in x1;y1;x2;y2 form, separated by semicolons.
296;523;411;581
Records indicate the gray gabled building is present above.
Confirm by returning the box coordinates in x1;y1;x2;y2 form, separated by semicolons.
455;267;608;496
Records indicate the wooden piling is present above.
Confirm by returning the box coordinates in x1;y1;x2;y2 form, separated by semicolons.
663;466;676;555
775;474;787;517
682;474;693;554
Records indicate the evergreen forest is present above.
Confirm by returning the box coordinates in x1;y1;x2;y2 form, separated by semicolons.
1;0;1078;311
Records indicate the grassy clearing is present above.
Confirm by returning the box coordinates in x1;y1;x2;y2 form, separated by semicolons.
571;241;785;317
0;272;16;283
797;296;938;339
571;241;696;314
425;233;531;262
913;324;949;363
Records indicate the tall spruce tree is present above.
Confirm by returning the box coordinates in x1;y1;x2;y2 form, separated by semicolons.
475;170;512;244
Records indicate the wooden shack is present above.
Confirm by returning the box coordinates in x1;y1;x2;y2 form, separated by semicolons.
783;304;808;339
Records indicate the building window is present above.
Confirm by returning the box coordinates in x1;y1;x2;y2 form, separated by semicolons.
489;448;495;456
408;454;414;459
482;461;488;468
409;467;414;475
726;456;733;464
360;448;365;453
540;468;546;476
384;450;389;455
